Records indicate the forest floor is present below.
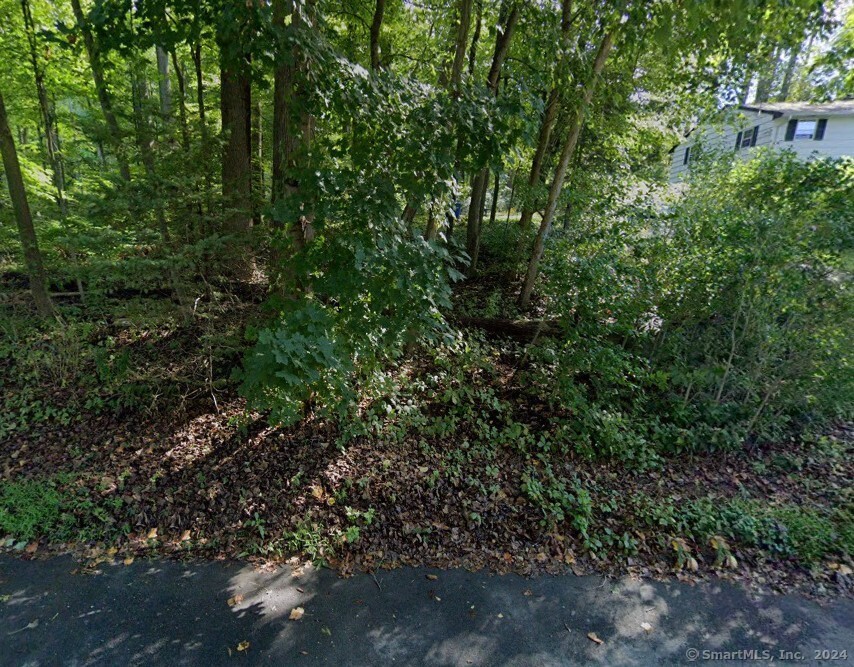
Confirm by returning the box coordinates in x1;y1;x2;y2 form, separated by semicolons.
1;280;853;601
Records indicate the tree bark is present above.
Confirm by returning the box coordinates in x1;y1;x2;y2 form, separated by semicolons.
272;0;316;289
369;0;386;71
220;61;253;236
518;30;614;310
70;0;130;181
0;89;55;317
155;46;173;124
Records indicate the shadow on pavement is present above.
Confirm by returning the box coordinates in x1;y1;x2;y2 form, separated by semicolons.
1;554;852;665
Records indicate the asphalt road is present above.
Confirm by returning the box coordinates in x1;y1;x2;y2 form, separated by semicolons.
1;554;852;666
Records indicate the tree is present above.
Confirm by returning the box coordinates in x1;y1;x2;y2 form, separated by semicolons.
0;87;55;317
218;10;253;242
518;29;614;309
464;0;519;268
70;0;131;181
369;0;386;71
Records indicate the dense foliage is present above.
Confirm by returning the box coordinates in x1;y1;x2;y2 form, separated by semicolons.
0;0;852;581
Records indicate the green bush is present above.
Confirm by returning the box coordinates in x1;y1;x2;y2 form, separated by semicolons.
511;151;854;461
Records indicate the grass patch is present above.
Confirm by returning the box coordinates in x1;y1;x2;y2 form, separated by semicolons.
0;476;127;545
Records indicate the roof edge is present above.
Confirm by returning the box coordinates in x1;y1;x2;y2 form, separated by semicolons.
737;104;784;119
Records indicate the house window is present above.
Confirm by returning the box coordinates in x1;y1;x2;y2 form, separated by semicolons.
683;145;691;165
794;120;816;139
785;118;827;141
736;126;758;150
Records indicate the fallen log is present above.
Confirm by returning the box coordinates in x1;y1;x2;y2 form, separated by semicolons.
454;315;564;342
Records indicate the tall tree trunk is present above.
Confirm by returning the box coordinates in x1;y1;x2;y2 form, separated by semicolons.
517;88;559;233
467;0;482;76
21;0;84;301
505;170;515;223
369;0;386;71
448;0;473;95
131;61;169;243
777;48;799;102
220;62;253;236
70;0;130;181
754;47;779;104
518;31;614;309
156;46;173;125
272;0;316;289
170;49;191;150
464;1;519;269
518;0;574;237
0;89;55;317
488;169;500;226
252;97;263;225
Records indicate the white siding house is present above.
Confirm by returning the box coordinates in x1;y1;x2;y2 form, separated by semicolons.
669;100;854;182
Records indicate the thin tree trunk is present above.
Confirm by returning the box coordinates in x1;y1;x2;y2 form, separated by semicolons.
70;0;130;181
467;0;482;76
424;200;438;241
252;97;263;226
369;0;386;71
488;169;500;226
448;0;473;94
777;47;800;102
465;2;519;268
21;0;84;302
131;61;169;243
518;88;559;234
0;89;55;317
505;170;515;223
170;49;191;150
518;30;614;309
518;0;574;237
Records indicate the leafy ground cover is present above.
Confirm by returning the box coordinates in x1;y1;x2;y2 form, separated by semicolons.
1;293;851;599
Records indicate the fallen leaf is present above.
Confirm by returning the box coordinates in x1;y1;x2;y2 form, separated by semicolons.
640;622;653;633
236;641;250;652
123;557;134;566
180;530;191;542
289;606;305;620
106;547;118;556
146;528;158;539
523;589;533;597
425;574;438;581
24;542;38;554
497;613;504;619
228;594;244;607
321;626;331;636
587;632;604;645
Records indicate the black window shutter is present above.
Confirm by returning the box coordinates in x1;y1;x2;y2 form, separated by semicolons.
683;146;690;165
815;118;827;140
785;119;797;141
735;131;743;149
750;125;759;146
